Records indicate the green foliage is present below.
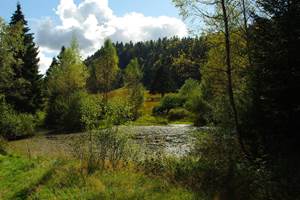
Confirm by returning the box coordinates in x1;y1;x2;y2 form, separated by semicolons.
153;94;185;115
124;58;145;119
47;40;88;97
140;130;270;200
168;108;190;121
46;92;103;131
92;127;132;170
45;39;90;131
189;130;271;200
128;83;144;119
0;155;194;200
0;19;15;94
86;37;207;90
0;95;36;140
34;111;46;128
184;93;212;126
0;136;7;155
178;78;201;100
0;18;28;113
79;94;104;130
124;58;143;87
8;2;44;113
150;57;176;96
105;98;134;125
88;39;119;97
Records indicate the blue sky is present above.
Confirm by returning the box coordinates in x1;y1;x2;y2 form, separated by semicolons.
0;0;180;24
0;0;187;73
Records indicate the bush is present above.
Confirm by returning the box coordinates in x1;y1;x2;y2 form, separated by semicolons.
94;127;130;169
34;111;46;128
46;92;104;131
168;108;190;121
178;79;201;100
188;130;270;200
0;95;36;140
105;98;134;125
152;94;185;115
70;127;131;173
184;94;212;126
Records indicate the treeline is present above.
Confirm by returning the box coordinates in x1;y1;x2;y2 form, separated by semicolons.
86;37;208;94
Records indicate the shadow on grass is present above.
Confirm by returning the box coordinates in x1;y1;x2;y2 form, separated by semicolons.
9;160;63;200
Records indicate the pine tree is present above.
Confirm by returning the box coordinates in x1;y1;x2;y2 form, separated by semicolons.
150;55;176;97
8;2;43;113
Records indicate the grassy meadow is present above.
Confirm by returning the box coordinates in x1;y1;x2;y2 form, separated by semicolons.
0;154;194;200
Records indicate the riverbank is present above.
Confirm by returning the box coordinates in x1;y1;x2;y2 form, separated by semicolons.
2;124;199;199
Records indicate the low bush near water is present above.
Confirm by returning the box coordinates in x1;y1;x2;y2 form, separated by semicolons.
45;92;104;131
152;94;185;115
168;108;190;121
0;95;36;140
138;130;271;200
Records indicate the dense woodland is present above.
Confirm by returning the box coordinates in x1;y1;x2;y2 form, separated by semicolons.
1;0;300;199
86;37;208;92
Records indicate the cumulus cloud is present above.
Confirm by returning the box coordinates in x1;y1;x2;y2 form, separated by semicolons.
36;0;188;73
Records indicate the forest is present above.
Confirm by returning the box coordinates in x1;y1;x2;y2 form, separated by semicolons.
0;0;299;199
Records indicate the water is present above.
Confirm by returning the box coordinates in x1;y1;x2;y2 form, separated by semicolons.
123;124;199;156
42;124;202;157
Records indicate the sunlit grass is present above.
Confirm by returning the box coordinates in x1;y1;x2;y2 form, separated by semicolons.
0;154;195;200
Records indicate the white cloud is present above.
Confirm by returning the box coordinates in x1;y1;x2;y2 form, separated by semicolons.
38;48;54;74
36;0;188;73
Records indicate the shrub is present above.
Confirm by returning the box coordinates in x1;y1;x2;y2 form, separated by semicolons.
184;94;212;126
79;94;105;130
168;108;190;121
152;94;185;115
71;122;138;173
178;78;201;100
94;127;130;169
67;92;104;130
0;95;36;140
188;130;270;200
105;98;134;125
34;111;46;128
46;92;104;131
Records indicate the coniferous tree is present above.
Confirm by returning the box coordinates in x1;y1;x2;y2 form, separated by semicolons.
150;55;176;97
45;46;65;81
8;2;43;113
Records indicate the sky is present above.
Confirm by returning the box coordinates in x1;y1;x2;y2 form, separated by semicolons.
0;0;188;74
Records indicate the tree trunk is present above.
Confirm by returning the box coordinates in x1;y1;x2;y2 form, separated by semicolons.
221;0;247;156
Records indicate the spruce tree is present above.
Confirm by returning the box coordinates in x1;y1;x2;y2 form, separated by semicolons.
45;46;65;80
8;2;43;113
